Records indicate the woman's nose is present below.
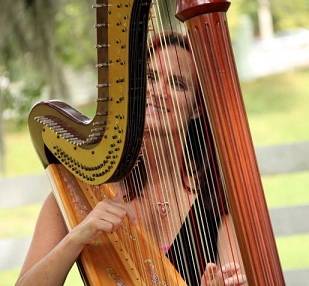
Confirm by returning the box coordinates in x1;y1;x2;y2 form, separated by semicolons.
147;79;169;100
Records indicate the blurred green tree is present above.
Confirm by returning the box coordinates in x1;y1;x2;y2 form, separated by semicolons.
272;0;309;31
229;0;309;37
54;0;95;69
0;0;66;174
0;75;11;173
0;0;69;100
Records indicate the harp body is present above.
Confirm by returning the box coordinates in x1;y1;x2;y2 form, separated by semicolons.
47;164;186;285
28;0;285;285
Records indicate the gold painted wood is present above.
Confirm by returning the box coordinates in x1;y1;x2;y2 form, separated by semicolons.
42;1;133;185
47;164;187;286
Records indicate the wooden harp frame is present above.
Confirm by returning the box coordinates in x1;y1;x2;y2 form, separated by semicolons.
176;0;285;284
28;0;285;285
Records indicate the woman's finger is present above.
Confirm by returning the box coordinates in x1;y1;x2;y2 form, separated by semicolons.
205;263;219;281
96;220;114;233
221;262;240;277
99;211;124;227
224;274;247;285
113;190;124;203
97;198;136;224
96;200;126;218
125;205;137;224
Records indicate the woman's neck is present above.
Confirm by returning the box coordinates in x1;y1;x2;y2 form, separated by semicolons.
134;131;196;246
142;132;184;190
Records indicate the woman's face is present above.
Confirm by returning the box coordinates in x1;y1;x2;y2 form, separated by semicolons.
145;45;198;136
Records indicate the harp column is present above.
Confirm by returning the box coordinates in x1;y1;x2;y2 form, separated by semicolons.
176;1;285;285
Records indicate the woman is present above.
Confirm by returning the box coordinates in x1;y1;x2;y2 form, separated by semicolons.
16;33;246;286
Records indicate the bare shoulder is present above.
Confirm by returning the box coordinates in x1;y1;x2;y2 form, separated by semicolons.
19;192;67;276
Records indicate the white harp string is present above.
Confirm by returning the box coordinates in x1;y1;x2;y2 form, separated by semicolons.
156;0;216;268
147;3;205;283
155;0;243;282
174;4;243;275
118;0;244;284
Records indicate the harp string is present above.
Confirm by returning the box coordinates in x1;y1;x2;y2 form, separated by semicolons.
131;166;168;281
168;21;222;268
170;12;223;232
177;22;240;276
140;145;189;284
119;0;242;284
144;47;192;281
155;0;243;282
124;153;169;281
122;176;151;281
140;23;198;284
155;0;218;271
123;67;182;282
171;18;226;267
125;155;178;283
184;28;241;268
134;154;174;282
148;2;206;280
177;9;244;276
148;12;191;222
146;3;208;282
125;0;227;283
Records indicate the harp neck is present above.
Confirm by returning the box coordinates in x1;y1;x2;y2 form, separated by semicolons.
176;0;230;22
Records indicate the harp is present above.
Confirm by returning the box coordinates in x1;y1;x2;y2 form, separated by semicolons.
28;0;285;285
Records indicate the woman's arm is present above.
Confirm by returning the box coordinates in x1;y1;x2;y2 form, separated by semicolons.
217;214;244;269
16;192;135;286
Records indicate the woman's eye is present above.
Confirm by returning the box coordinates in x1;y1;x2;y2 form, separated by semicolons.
173;80;187;91
147;72;155;81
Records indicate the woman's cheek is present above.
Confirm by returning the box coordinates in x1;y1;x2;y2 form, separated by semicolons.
182;93;195;117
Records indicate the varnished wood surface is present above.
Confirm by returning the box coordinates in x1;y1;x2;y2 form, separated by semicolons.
182;9;285;286
47;164;187;286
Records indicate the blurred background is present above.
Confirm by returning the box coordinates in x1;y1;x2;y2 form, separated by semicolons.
0;0;308;285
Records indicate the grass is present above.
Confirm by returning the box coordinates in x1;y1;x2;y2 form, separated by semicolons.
1;68;309;284
263;171;309;208
276;235;309;270
0;205;41;239
242;68;309;145
3;265;83;286
2;130;42;177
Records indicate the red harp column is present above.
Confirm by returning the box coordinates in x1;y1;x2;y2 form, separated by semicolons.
176;1;285;285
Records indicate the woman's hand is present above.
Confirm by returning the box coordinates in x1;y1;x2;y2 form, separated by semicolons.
70;195;136;246
201;262;247;286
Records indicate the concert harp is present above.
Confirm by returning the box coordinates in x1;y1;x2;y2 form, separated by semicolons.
28;0;285;285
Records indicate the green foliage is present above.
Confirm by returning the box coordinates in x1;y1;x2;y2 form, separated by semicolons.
14;78;44;126
0;72;45;128
242;68;309;145
228;0;258;36
271;0;309;31
55;1;96;69
0;79;13;111
229;0;309;37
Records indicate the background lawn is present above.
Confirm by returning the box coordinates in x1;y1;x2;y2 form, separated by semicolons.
1;68;308;284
